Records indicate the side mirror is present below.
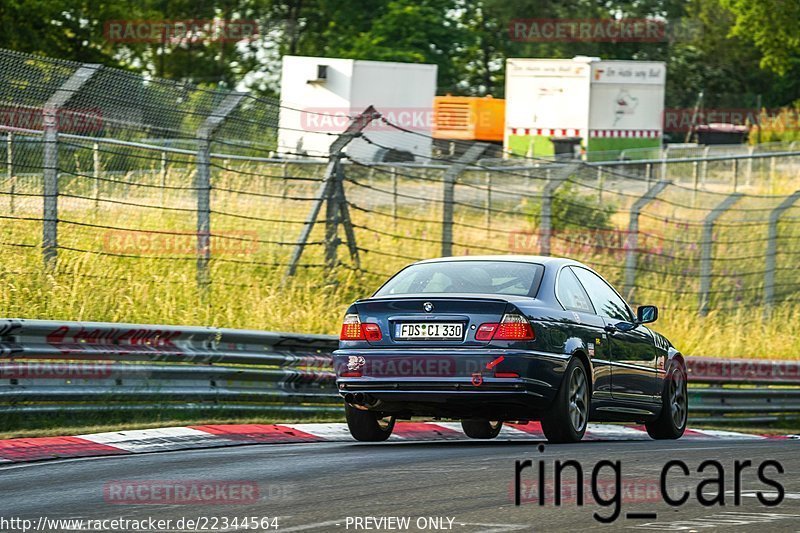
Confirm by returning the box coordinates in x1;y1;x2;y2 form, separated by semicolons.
637;305;658;324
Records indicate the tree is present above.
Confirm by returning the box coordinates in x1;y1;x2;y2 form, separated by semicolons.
721;0;800;76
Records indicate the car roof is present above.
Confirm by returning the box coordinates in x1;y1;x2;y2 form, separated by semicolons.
413;255;585;269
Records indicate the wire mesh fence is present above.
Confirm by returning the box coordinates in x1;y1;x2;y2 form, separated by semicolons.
1;47;800;328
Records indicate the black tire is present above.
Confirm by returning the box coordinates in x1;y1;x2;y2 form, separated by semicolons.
541;358;590;443
344;403;395;442
461;419;503;439
646;362;688;439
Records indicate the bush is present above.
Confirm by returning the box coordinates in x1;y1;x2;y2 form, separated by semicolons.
749;102;800;144
526;181;616;232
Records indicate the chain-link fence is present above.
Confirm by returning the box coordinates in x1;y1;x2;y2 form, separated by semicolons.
1;48;800;326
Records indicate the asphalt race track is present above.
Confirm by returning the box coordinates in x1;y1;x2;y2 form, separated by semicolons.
1;435;799;532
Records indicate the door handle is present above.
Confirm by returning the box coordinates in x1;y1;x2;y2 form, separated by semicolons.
604;324;617;334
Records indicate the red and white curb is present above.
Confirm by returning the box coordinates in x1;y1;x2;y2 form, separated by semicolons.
0;423;794;464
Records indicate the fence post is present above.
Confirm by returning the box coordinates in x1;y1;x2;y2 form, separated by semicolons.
41;64;101;268
597;166;603;203
623;180;670;303
539;163;579;256
195;91;245;289
769;155;776;192
92;142;101;208
763;190;800;313
6;132;13;214
732;157;739;192
485;170;492;235
160;151;167;206
701;145;710;185
441;143;489;256
698;193;743;316
391;166;398;228
746;145;755;187
285;106;379;278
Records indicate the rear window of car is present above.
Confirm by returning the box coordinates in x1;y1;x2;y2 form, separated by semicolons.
374;261;544;297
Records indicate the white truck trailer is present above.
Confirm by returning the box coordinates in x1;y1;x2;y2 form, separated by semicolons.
504;57;666;160
278;56;437;162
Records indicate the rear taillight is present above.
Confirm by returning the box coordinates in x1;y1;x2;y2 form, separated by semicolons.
339;314;383;342
476;314;534;341
340;314;364;340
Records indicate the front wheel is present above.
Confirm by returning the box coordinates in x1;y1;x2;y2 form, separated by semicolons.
461;419;503;439
345;403;396;442
646;363;687;439
541;358;589;443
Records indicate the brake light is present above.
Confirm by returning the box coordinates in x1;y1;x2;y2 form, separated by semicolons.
476;314;534;341
340;370;363;377
362;323;383;342
339;314;383;342
340;314;364;340
495;371;520;378
475;323;498;341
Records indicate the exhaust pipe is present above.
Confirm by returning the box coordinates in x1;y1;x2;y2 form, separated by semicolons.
353;392;365;404
344;393;355;403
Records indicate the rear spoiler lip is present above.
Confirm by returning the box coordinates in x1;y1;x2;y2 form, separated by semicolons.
356;293;539;304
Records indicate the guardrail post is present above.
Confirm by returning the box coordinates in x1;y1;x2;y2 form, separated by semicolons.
699;193;743;316
623;180;670;302
763;190;800;313
6;132;13;214
539;163;579;256
195;91;246;289
41;64;101;268
441;143;489;256
285;106;379;278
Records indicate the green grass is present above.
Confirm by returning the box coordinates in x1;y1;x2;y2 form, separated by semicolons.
1;158;799;359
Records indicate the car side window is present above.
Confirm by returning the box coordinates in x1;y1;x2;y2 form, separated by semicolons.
556;267;594;313
571;267;632;322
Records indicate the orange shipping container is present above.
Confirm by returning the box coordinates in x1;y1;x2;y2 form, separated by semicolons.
432;96;505;142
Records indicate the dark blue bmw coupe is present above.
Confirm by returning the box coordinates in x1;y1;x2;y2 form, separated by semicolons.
334;256;687;443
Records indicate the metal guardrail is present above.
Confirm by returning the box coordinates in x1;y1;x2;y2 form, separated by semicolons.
686;357;800;423
0;318;340;415
1;319;798;423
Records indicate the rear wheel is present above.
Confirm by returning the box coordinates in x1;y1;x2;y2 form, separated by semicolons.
461;419;503;439
646;362;687;439
541;358;589;443
345;403;396;442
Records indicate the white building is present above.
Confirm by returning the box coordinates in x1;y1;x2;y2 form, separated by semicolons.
504;57;666;160
278;56;437;162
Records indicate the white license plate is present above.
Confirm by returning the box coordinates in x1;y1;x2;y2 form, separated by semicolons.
396;322;463;340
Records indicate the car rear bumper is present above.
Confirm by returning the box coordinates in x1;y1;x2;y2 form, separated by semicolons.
334;348;568;419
